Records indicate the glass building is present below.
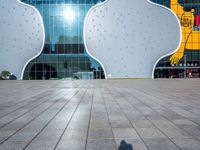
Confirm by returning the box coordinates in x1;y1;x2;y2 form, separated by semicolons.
21;0;200;79
153;0;200;78
22;0;105;80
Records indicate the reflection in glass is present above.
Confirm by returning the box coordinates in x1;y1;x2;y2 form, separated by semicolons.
22;0;105;80
152;0;200;78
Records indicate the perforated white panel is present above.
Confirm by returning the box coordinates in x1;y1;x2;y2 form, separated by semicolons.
84;0;181;78
0;0;44;79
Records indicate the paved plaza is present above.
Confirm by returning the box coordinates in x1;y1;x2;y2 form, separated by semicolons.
0;79;200;150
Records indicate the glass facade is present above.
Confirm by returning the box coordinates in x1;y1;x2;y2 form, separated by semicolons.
22;0;105;80
21;0;200;79
153;0;200;78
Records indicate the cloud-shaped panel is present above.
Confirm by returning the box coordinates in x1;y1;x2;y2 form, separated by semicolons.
0;0;44;79
84;0;181;78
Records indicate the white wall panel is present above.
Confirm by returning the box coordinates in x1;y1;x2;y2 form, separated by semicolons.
0;0;44;79
84;0;181;78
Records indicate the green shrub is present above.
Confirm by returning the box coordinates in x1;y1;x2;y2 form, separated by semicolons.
0;71;11;79
0;71;17;80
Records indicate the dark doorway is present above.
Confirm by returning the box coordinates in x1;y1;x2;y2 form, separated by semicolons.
29;63;57;80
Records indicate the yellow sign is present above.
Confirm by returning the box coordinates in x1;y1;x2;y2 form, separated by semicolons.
170;0;200;64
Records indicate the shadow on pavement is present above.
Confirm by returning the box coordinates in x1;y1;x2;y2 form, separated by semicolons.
118;140;133;150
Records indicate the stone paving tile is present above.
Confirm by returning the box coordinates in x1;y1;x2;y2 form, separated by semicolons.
0;80;200;149
26;140;58;150
113;128;140;140
55;139;86;150
172;138;200;150
88;128;113;140
132;119;155;129
136;127;166;139
31;129;64;141
0;140;28;150
86;139;116;150
143;138;180;150
89;118;110;129
58;129;86;141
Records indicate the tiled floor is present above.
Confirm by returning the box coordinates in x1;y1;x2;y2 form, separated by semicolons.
0;79;200;150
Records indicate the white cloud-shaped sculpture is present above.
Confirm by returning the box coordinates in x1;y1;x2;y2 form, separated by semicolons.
84;0;181;78
0;0;44;79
